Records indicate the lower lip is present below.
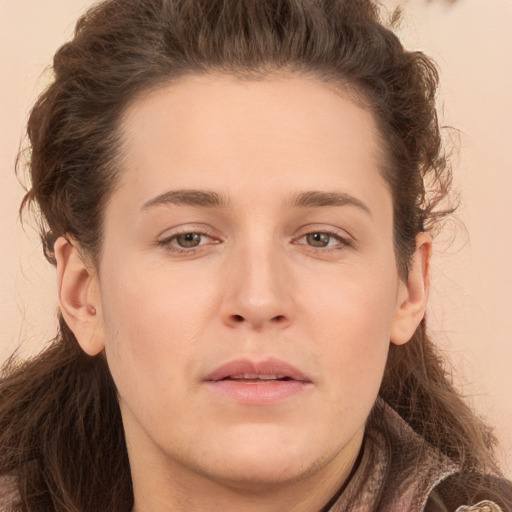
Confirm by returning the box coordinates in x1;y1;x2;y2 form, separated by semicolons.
205;379;310;405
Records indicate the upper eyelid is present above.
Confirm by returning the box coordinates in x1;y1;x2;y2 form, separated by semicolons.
157;232;220;255
155;226;220;252
292;226;357;252
157;223;217;239
159;231;217;246
296;228;349;238
293;224;354;240
168;232;211;241
295;232;353;246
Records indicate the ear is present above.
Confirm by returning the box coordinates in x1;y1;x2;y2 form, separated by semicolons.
390;232;432;346
55;236;105;356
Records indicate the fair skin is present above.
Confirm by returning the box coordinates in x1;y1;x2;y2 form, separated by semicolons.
55;74;431;512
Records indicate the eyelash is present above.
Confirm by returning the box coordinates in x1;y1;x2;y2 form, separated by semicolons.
157;230;218;254
294;230;354;252
157;229;354;255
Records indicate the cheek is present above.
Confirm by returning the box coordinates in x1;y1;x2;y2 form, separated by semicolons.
97;257;222;399
100;250;220;335
299;265;398;401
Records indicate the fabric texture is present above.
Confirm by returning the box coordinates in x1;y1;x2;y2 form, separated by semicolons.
455;502;504;512
327;398;506;512
0;475;19;512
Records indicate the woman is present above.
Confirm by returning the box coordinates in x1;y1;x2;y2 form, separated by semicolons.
1;0;511;510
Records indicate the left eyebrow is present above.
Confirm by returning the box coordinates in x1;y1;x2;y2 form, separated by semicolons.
289;191;372;217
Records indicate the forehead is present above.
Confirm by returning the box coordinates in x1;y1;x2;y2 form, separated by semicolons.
115;73;389;208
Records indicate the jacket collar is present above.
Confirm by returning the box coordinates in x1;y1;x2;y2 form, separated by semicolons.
328;397;459;512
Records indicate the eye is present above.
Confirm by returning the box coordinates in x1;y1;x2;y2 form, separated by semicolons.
305;232;335;248
174;232;204;248
157;231;219;253
296;231;353;250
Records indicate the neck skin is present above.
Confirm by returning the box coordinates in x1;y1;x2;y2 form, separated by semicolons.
129;430;364;512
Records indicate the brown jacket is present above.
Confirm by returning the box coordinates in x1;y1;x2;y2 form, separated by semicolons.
328;398;509;512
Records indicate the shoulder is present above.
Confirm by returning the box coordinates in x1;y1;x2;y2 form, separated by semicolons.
424;472;512;512
367;399;459;509
367;400;512;512
331;399;512;512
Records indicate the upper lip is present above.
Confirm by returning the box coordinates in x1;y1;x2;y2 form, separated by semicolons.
205;357;311;383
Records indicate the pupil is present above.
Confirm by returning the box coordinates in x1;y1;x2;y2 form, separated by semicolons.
307;233;329;247
177;233;201;248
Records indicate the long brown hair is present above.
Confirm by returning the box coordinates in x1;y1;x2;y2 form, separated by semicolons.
0;0;505;510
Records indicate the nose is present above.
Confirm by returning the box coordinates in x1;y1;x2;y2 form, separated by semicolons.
220;241;295;331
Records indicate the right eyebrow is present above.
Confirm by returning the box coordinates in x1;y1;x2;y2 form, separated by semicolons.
141;189;230;211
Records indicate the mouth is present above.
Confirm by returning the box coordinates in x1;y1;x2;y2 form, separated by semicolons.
204;358;312;405
218;374;296;383
205;357;311;383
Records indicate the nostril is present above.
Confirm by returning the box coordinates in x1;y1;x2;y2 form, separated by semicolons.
227;314;287;326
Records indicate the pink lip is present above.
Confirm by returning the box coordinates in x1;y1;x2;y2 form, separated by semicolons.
204;357;312;405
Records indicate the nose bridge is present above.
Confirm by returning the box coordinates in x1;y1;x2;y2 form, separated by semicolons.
221;231;293;329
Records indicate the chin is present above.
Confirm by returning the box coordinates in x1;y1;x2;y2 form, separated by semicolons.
204;457;318;491
193;433;339;491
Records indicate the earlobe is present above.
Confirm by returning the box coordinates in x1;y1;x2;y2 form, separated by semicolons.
55;236;105;356
390;232;432;346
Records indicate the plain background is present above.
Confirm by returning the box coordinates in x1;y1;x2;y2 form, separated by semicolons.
1;0;510;476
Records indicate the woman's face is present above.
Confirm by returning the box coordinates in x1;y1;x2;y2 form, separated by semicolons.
80;74;426;492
